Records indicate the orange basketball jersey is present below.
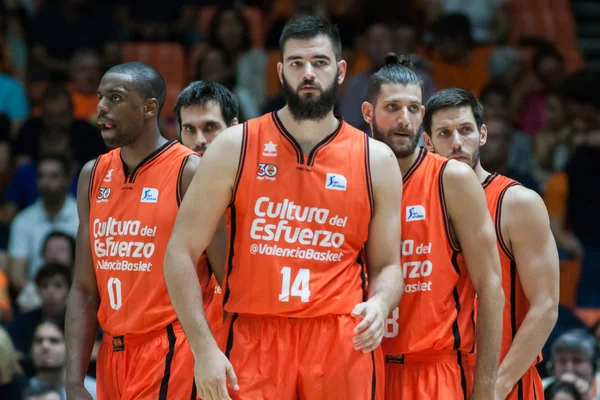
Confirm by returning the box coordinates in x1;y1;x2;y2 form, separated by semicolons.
382;148;476;355
89;139;198;335
482;173;542;367
222;112;374;317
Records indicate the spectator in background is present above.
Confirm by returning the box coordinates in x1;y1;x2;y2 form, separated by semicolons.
207;6;267;109
0;2;28;84
479;82;535;176
545;380;584;400
9;263;71;356
479;118;540;193
340;22;393;132
7;154;78;302
487;46;526;91
31;0;119;81
194;47;259;121
42;232;75;269
68;49;102;124
13;84;106;167
0;325;26;399
428;13;493;96
23;383;61;400
518;44;566;136
27;319;96;400
0;114;10;189
0;71;29;138
542;329;600;400
266;0;327;49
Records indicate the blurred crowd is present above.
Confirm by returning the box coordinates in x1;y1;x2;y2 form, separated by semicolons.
0;0;599;399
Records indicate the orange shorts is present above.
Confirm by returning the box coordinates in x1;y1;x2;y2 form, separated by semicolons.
224;313;385;400
505;366;543;400
384;350;473;400
97;321;196;400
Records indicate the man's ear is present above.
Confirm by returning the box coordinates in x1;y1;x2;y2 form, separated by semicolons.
145;99;159;119
422;132;435;152
361;101;373;125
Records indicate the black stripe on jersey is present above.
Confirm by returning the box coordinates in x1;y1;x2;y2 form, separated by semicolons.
88;156;103;205
364;134;375;219
128;139;177;184
223;205;237;309
457;351;468;400
482;172;498;189
190;380;197;400
451;251;462;351
272;112;302;164
158;323;177;400
510;258;517;341
403;147;427;184
306;121;343;167
206;259;214;288
370;351;377;400
230;122;249;206
438;160;461;253
224;313;239;358
495;182;519;260
357;253;367;302
176;154;192;207
517;379;524;400
470;310;476;353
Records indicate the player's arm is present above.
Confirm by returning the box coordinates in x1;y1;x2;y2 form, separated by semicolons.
65;160;100;396
164;125;243;398
442;161;504;399
495;187;559;398
353;139;403;352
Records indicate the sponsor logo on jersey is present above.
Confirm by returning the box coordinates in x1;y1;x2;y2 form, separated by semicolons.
406;205;426;221
97;187;111;203
263;141;277;157
103;169;113;182
140;188;159;203
257;163;278;181
325;173;347;191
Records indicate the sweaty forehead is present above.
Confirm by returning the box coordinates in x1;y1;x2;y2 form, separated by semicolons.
98;72;135;93
378;83;422;104
283;35;336;59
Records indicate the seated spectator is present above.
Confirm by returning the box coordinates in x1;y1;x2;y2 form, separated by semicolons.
27;319;96;400
9;263;71;356
68;49;102;124
480;117;540;192
23;382;61;400
428;13;493;96
7;154;78;302
542;329;600;400
12;84;106;167
480;81;535;176
544;380;583;400
42;232;75;269
0;325;26;399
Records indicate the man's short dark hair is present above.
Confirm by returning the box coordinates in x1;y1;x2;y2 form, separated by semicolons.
42;83;73;110
35;263;72;289
173;81;240;128
431;13;474;48
423;88;484;134
479;82;511;105
37;153;72;177
106;62;167;116
279;16;342;60
367;52;424;104
23;382;61;400
42;231;76;263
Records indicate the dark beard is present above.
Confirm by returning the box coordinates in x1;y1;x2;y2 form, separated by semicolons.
282;74;338;121
371;113;420;158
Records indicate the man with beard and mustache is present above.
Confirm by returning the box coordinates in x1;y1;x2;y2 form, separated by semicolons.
422;88;559;400
64;62;224;400
163;16;404;400
362;53;504;400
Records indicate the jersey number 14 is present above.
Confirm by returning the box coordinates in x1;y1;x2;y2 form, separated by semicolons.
279;267;310;302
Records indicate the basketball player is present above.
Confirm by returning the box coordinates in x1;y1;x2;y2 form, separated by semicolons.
64;63;218;400
362;53;505;400
173;80;240;350
164;16;403;400
422;88;559;400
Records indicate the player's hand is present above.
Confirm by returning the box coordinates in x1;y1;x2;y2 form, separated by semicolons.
351;299;387;352
66;384;94;400
195;346;239;400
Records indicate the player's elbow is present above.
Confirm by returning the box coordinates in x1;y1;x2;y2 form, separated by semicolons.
476;273;504;306
531;294;559;328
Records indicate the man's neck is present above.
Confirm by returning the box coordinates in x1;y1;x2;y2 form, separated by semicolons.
276;107;340;154
398;148;421;178
120;125;167;174
473;162;491;184
43;194;67;218
37;369;66;387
